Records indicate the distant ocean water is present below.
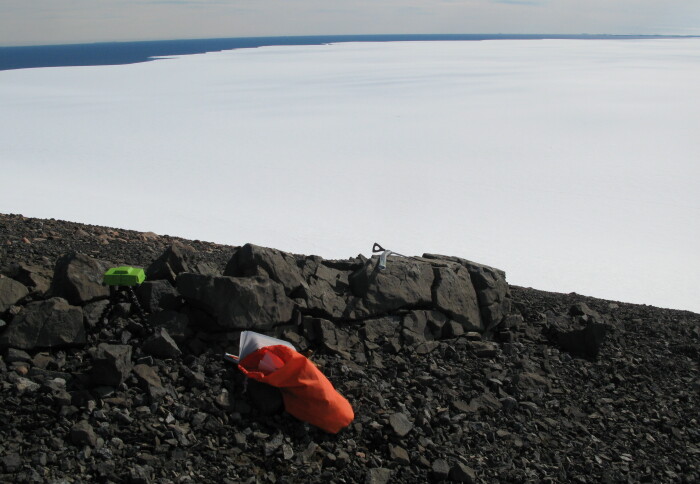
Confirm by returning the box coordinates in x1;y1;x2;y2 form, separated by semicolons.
0;34;693;71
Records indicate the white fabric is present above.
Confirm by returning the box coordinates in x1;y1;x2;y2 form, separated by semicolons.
238;331;296;361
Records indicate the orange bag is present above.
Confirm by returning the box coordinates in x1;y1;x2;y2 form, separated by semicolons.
238;345;354;434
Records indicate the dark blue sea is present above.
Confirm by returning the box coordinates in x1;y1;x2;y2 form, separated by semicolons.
0;34;692;71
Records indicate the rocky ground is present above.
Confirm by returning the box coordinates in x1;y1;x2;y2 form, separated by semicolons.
0;212;698;483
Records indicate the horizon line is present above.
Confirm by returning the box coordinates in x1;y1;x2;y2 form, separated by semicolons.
2;32;699;49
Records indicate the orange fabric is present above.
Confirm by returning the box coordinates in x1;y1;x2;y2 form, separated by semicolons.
238;345;354;434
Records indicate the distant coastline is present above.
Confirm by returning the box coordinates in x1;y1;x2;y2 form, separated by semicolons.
1;34;696;71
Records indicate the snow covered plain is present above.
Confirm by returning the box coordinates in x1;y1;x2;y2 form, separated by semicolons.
1;39;699;312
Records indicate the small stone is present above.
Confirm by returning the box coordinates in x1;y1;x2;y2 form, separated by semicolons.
53;389;73;406
500;396;518;412
191;412;208;427
32;452;48;466
129;464;152;484
452;400;471;413
15;376;40;393
470;341;498;358
323;452;337;466
449;462;476;483
415;340;440;355
12;362;29;376
336;450;351;467
5;348;32;363
264;433;284;456
133;364;163;389
2;453;22;472
366;468;392;484
389;444;410;465
388;412;413;437
569;302;600;319
91;343;133;387
133;364;166;401
215;389;231;409
142;327;181;359
233;432;247;446
300;442;318;463
432;459;450;480
70;420;97;447
32;352;53;369
443;320;465;338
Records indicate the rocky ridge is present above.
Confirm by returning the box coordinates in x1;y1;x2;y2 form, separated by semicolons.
0;213;698;483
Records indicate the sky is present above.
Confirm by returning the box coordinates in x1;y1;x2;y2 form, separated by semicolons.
1;0;700;46
1;39;699;313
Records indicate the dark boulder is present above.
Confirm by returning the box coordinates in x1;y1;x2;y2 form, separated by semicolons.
146;242;196;284
544;306;610;358
432;264;482;332
82;299;110;328
514;371;551;396
443;320;465;338
0;275;29;313
463;260;511;331
311;317;360;358
423;254;511;331
149;310;191;343
0;297;84;350
90;343;133;387
225;245;361;319
142;327;181;359
349;257;433;316
295;262;354;319
360;316;402;346
177;273;295;330
3;262;51;294
136;280;183;313
49;252;110;305
549;321;609;358
224;243;305;295
70;420;98;447
569;302;602;321
133;363;166;401
401;310;433;346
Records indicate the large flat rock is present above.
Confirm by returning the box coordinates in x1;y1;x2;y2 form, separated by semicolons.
177;273;295;330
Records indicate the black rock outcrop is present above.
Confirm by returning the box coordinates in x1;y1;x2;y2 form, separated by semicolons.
177;272;295;330
49;252;110;305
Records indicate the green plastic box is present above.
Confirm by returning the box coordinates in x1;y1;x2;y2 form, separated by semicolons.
103;266;146;286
